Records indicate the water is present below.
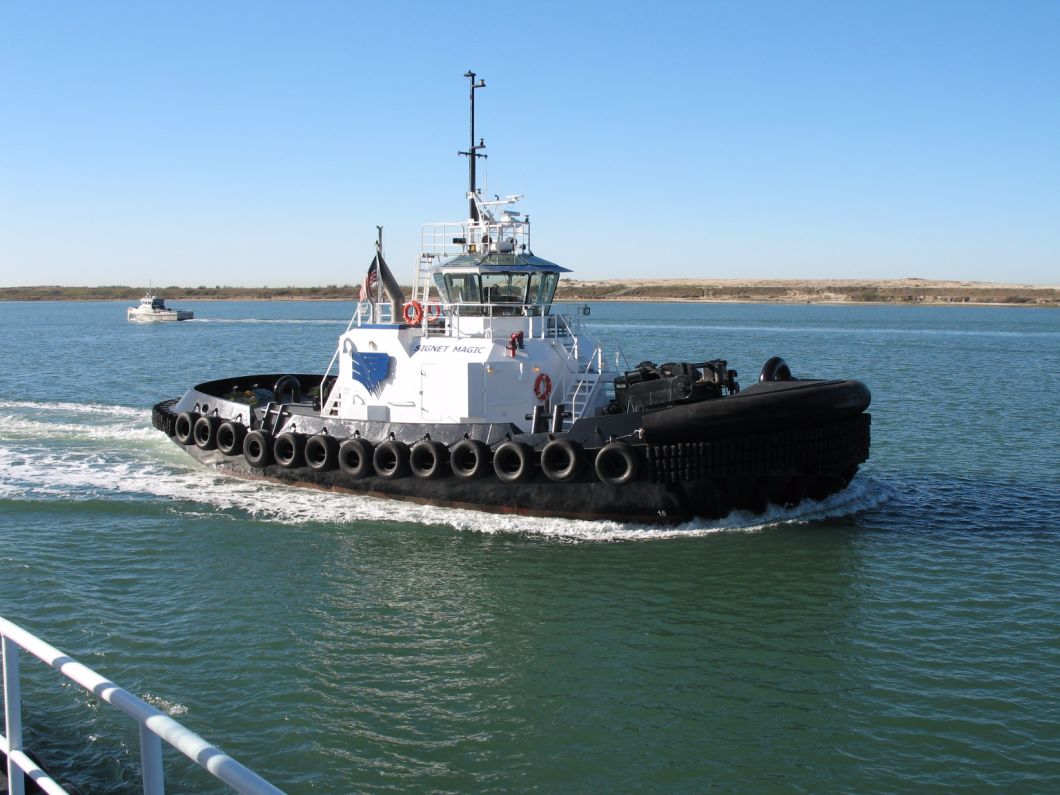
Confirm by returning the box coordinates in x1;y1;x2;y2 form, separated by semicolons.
1;299;1058;792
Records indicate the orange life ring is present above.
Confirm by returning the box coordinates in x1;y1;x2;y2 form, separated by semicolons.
403;300;424;325
426;303;443;317
534;373;552;401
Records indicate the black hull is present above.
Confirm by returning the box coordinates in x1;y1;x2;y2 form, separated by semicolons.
153;374;871;525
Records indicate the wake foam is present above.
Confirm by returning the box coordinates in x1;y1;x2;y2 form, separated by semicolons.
0;399;890;540
440;476;890;540
1;442;890;540
0;399;149;419
0;415;158;443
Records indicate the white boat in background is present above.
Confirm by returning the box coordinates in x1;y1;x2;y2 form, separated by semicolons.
127;294;194;322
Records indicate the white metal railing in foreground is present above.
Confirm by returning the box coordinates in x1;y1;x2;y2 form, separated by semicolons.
1;616;284;795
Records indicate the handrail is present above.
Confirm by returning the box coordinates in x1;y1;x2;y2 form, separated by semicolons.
554;312;581;355
344;300;583;339
1;616;284;795
319;314;359;403
563;344;605;426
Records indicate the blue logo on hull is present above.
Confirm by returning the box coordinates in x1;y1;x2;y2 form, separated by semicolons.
350;352;391;394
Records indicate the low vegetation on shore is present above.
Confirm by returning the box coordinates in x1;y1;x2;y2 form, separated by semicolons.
0;285;356;301
1;279;1056;306
555;278;1059;306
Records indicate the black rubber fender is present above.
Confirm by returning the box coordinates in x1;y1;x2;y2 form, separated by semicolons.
493;441;535;483
193;415;219;450
174;411;198;445
304;434;338;472
216;421;246;456
338;438;374;479
410;440;450;480
152;399;178;435
450;439;491;480
243;429;273;468
273;375;302;404
760;356;792;383
595;442;639;486
273;432;305;469
373;440;410;479
540;438;584;483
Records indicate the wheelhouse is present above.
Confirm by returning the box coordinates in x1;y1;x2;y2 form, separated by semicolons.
432;258;567;316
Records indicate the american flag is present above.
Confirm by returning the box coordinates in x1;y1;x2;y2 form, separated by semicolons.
359;256;379;303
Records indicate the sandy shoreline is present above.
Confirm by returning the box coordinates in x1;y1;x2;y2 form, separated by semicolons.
1;278;1057;306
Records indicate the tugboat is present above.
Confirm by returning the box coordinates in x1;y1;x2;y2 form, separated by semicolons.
127;293;194;322
152;73;870;524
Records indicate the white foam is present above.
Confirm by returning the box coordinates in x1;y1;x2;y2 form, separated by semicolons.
440;476;890;541
0;398;889;539
0;415;158;443
0;400;149;420
0;433;890;540
141;693;189;717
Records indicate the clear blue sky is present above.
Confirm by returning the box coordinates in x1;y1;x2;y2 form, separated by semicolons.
1;0;1057;287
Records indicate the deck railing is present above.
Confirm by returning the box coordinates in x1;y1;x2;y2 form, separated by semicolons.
1;616;284;795
349;301;585;339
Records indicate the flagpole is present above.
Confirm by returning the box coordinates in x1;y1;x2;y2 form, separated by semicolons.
376;226;384;322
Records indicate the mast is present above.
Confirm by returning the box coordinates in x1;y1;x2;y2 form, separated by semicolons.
458;70;486;222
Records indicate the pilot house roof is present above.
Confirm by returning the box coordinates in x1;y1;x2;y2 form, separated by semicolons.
436;252;570;273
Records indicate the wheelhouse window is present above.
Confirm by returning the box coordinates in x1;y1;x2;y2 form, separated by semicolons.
439;273;482;304
481;272;528;305
434;269;561;315
529;272;559;310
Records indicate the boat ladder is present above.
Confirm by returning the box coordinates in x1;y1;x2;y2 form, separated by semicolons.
562;371;601;430
320;390;341;417
259;402;289;434
411;253;438;304
559;343;605;430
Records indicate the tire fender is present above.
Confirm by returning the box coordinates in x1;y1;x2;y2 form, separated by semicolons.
338;438;374;479
450;439;491;480
759;356;792;383
243;429;273;468
304;435;338;471
595;442;639;486
273;432;305;468
193;415;219;450
174;411;198;445
373;439;410;479
540;438;584;483
216;421;246;456
493;441;535;483
410;440;450;480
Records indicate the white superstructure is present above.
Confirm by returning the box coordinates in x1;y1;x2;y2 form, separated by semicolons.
127;293;194;322
320;198;615;431
318;71;617;433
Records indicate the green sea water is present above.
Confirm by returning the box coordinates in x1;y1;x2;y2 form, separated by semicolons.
1;300;1058;792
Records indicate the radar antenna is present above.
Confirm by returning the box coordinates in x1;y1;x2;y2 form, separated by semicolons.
458;70;487;222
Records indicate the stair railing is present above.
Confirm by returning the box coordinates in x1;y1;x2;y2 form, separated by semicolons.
564;344;605;426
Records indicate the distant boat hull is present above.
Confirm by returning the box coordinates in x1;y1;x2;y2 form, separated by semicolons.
127;309;194;322
127;294;193;321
